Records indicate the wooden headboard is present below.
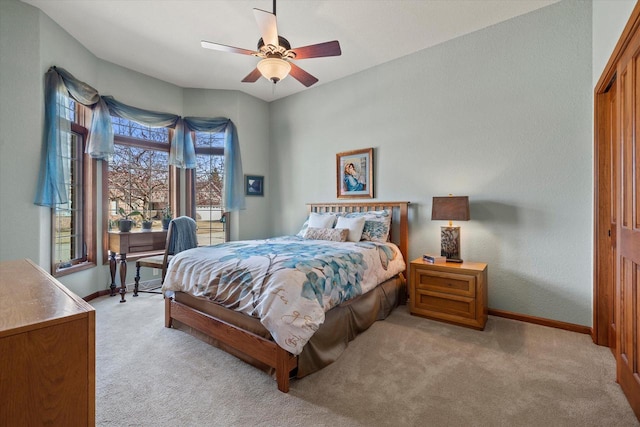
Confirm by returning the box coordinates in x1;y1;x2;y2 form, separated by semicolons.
306;201;410;278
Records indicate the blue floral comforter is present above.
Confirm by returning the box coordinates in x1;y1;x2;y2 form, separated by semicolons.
162;236;405;355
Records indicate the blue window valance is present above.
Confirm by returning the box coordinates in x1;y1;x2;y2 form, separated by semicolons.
34;66;245;211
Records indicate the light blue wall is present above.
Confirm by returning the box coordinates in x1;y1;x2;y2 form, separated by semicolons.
0;0;43;268
592;0;637;87
269;0;594;326
182;89;270;240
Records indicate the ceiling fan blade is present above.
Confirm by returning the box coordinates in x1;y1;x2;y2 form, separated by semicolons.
288;63;319;87
241;68;263;83
291;41;342;59
253;8;278;47
201;40;257;56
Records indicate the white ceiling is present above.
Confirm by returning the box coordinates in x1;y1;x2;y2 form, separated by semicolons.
22;0;559;102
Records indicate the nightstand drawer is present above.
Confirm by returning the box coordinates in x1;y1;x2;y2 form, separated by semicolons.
414;270;475;298
414;290;476;319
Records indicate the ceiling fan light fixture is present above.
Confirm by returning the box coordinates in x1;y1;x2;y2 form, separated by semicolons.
257;57;291;83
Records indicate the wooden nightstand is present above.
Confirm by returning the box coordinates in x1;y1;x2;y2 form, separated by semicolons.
409;258;488;330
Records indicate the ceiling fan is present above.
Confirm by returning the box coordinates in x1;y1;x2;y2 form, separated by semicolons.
200;0;341;87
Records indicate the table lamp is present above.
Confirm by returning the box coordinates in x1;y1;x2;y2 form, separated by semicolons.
431;195;470;262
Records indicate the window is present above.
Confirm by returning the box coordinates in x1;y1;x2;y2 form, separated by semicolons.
190;131;228;245
107;118;172;231
52;99;97;276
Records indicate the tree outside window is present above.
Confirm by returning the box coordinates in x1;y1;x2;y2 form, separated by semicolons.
193;131;226;245
105;121;229;245
107;118;170;231
52;98;97;276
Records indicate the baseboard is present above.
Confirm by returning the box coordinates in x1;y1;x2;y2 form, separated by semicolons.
488;308;592;335
81;292;592;336
83;279;162;302
84;290;112;301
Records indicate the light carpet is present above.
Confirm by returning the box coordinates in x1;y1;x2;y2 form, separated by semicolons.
91;293;638;426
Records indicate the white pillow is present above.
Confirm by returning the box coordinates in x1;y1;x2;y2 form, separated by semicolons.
296;212;337;237
308;212;337;229
335;216;366;242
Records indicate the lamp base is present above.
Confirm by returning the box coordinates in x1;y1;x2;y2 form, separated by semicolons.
440;226;461;260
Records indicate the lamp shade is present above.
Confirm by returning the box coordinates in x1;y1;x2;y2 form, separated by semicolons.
431;196;470;221
257;58;291;83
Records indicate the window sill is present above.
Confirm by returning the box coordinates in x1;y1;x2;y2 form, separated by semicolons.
53;261;96;278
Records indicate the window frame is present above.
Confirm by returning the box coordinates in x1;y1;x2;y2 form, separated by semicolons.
51;109;97;277
101;124;179;264
186;131;230;244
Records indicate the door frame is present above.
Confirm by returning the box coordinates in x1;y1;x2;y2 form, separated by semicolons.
593;2;640;347
593;82;616;348
593;2;640;421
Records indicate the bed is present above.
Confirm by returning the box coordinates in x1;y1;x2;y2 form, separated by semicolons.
163;201;410;392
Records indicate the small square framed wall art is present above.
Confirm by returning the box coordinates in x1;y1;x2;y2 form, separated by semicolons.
245;175;264;196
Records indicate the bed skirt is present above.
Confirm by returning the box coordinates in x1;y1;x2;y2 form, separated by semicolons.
171;274;405;378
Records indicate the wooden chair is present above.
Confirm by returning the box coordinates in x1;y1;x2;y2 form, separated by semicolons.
133;216;198;297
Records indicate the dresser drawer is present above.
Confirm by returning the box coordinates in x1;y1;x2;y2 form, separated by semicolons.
414;269;476;297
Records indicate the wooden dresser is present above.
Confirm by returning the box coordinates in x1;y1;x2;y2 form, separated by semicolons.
410;258;488;330
0;259;95;426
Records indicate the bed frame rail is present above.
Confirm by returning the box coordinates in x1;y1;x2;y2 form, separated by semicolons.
165;201;410;393
165;297;297;392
